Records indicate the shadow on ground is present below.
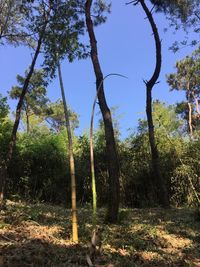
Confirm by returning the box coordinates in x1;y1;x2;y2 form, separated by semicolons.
0;201;199;267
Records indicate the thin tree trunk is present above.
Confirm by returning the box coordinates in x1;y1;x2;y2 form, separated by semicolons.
85;0;120;223
188;102;193;136
186;85;193;138
58;62;78;243
25;106;30;133
0;8;49;206
90;96;97;226
139;0;169;207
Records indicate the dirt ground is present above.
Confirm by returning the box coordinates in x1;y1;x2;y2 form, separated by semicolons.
0;201;200;266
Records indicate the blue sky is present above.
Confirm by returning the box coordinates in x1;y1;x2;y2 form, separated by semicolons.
0;1;195;139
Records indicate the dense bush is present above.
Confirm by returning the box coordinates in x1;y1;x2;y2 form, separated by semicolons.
1;99;199;208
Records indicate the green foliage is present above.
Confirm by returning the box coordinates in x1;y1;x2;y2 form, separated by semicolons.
150;0;194;22
167;49;200;136
45;99;79;132
0;94;9;119
8;129;69;203
150;0;200;51
171;140;200;206
41;0;112;78
3;98;199;208
92;0;111;26
9;69;49;132
167;50;200;92
0;94;12;159
0;0;31;45
120;101;199;207
42;0;88;78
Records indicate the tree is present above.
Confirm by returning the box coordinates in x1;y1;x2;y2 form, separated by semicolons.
0;95;12;202
131;0;169;207
85;0;120;223
45;99;79;132
150;0;200;51
57;62;78;242
90;76;125;225
0;0;30;45
41;0;87;79
9;69;49;133
38;0;89;242
0;0;52;205
167;48;200;137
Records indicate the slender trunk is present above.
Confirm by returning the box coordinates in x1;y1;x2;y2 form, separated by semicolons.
90;97;97;226
139;0;169;207
58;62;78;243
25;106;30;133
85;0;120;223
186;84;193;138
0;8;49;205
188;102;193;136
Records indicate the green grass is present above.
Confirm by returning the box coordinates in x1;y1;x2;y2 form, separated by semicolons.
0;201;200;266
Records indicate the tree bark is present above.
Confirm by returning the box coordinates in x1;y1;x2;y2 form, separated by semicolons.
0;8;49;205
139;0;169;207
58;62;78;243
85;0;120;223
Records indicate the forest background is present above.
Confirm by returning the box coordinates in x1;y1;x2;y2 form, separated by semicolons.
0;0;199;225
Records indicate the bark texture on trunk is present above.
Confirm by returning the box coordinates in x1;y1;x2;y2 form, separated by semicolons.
139;0;169;207
58;62;78;243
85;0;120;222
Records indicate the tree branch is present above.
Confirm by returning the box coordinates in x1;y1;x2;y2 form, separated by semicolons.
139;0;161;89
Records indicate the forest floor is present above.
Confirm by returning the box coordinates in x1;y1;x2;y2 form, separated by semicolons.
0;201;200;267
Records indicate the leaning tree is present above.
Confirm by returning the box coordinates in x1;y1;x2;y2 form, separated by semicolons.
129;0;170;207
85;0;120;223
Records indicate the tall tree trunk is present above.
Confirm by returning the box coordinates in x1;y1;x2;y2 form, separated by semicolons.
90;95;97;226
90;74;126;226
85;0;120;223
139;0;169;207
0;12;49;206
58;62;78;243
